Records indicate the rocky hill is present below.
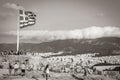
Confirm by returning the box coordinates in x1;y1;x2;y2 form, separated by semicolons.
0;37;120;56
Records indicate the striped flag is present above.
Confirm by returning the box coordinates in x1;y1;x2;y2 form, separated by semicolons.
19;10;36;28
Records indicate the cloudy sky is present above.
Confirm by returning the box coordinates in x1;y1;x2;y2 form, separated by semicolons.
0;0;120;43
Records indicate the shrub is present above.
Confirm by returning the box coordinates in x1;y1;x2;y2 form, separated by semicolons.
0;64;3;69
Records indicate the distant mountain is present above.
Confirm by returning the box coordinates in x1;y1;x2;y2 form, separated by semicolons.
0;37;120;56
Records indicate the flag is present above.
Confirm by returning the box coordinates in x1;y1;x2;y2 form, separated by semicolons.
19;10;36;28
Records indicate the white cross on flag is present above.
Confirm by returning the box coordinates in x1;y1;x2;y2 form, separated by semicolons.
19;10;36;28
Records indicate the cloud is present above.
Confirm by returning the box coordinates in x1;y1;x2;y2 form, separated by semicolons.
3;3;24;10
4;26;120;43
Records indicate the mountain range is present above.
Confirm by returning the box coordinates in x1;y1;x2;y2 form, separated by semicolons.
0;37;120;56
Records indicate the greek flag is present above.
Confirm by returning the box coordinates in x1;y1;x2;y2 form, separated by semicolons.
19;10;36;28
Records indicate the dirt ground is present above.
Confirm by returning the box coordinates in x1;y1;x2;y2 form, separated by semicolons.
0;69;118;80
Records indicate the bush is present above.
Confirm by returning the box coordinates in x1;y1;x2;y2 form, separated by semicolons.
0;64;3;69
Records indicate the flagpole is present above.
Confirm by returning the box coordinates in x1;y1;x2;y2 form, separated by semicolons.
16;8;36;53
17;9;20;53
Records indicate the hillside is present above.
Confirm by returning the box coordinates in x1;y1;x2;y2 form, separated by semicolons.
0;37;120;56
